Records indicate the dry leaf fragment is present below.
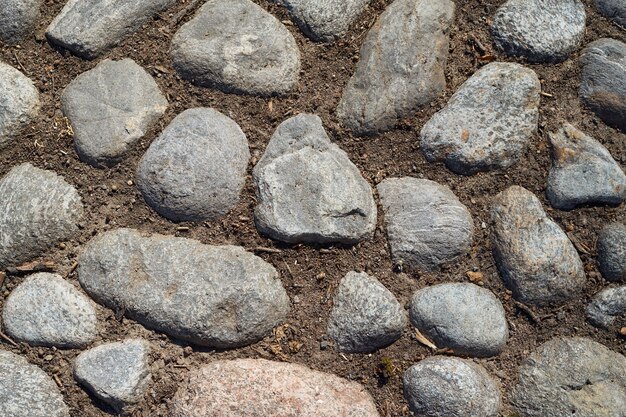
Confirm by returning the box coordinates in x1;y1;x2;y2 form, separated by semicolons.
414;329;437;350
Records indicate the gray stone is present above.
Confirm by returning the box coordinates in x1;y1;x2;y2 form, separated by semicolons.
0;61;40;149
78;228;289;348
62;59;167;167
253;114;376;244
46;0;175;59
597;222;626;282
136;108;249;222
420;62;540;175
327;271;406;353
491;0;586;63
0;163;83;269
403;357;501;417
409;283;508;357
587;285;626;329
0;0;41;43
580;38;626;132
377;177;473;271
596;0;626;27
491;186;586;306
171;0;300;96
336;0;454;135
2;273;97;348
510;337;626;417
74;339;151;413
0;350;69;417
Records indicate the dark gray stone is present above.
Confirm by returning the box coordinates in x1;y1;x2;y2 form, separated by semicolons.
0;0;41;43
597;222;626;282
587;285;626;329
336;0;455;135
595;0;626;27
0;61;40;149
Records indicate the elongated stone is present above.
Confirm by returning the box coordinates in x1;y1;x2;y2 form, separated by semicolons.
0;61;40;149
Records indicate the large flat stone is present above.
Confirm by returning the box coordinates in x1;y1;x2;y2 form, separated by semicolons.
0;61;40;149
0;0;41;43
596;0;626;26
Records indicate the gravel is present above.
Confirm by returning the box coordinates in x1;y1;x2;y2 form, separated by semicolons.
0;61;40;149
586;285;626;329
0;0;41;43
597;222;626;282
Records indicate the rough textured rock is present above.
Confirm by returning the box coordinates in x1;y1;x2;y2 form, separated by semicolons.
409;283;508;357
580;38;626;132
336;0;455;135
377;177;473;271
0;163;84;269
253;114;376;244
0;350;69;417
74;339;151;413
491;186;586;306
0;0;41;43
0;61;40;149
403;357;501;417
136;108;249;222
170;359;380;417
46;0;175;59
171;0;300;95
327;271;406;353
510;337;626;417
491;0;586;63
61;59;167;167
595;0;626;27
420;62;540;175
597;222;626;282
78;228;289;348
2;273;97;348
587;286;626;329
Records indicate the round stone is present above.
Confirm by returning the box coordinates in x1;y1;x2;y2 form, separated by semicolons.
0;0;41;44
586;285;626;329
597;222;626;282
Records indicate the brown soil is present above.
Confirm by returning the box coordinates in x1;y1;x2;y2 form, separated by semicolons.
1;1;625;416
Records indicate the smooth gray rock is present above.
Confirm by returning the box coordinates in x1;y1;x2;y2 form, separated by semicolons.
403;357;501;417
420;62;540;175
0;350;69;417
491;0;586;63
0;0;41;43
136;108;249;222
587;286;626;329
491;186;586;306
2;273;97;348
596;0;626;26
74;339;151;413
62;59;168;167
409;283;508;357
0;163;83;269
46;0;175;59
336;0;455;135
78;228;290;348
580;38;626;132
510;337;626;417
597;223;626;282
253;114;376;244
377;177;473;271
171;0;300;96
327;271;406;353
0;61;40;149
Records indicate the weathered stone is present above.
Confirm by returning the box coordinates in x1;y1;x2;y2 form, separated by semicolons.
409;283;508;357
597;222;626;282
421;62;540;175
336;0;455;135
327;271;406;353
0;163;83;269
595;0;626;27
46;0;175;59
0;0;41;43
0;61;40;149
2;273;97;348
491;0;586;63
491;186;585;306
171;0;300;96
377;177;473;271
62;59;167;167
170;359;380;417
253;114;376;244
136;108;249;222
510;337;626;417
78;228;289;348
403;357;501;417
587;286;626;329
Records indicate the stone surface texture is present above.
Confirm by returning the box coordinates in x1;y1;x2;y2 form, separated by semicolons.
0;0;41;43
597;222;626;282
0;61;40;149
595;0;626;27
586;285;626;329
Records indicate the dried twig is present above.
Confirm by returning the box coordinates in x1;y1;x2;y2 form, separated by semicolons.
414;329;437;350
254;246;282;254
513;300;541;324
0;331;17;347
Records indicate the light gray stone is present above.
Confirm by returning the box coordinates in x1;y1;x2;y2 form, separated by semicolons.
74;339;151;413
409;283;508;357
403;357;501;417
46;0;175;59
0;61;40;149
596;0;626;26
253;114;376;244
78;228;290;348
327;271;406;353
2;273;97;348
171;0;300;96
336;0;455;135
420;62;540;175
597;222;626;282
136;108;249;222
491;186;586;306
0;163;83;269
62;59;168;167
587;285;626;329
377;177;473;271
0;0;41;43
511;337;626;417
0;350;69;417
491;0;586;63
